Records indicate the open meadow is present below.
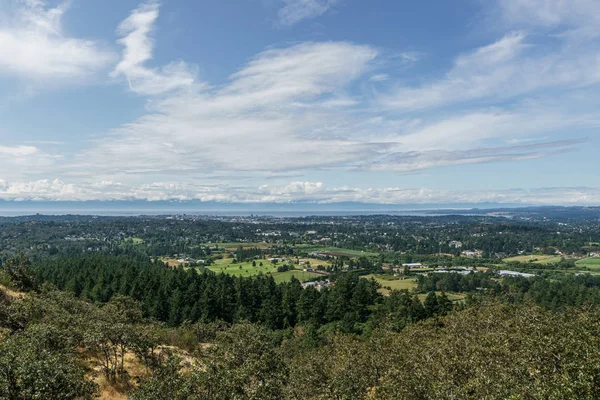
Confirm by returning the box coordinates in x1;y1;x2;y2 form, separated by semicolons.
207;258;325;282
362;274;418;295
298;245;378;257
503;254;563;264
575;258;600;270
202;242;272;250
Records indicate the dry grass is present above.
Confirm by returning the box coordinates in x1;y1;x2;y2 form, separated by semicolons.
503;254;563;264
83;345;195;399
160;257;182;268
0;285;25;299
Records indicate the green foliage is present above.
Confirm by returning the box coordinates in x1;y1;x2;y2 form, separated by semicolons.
129;354;187;400
0;325;96;399
34;256;387;332
0;254;38;292
283;302;600;399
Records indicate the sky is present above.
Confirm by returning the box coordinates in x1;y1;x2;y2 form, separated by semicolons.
0;0;599;206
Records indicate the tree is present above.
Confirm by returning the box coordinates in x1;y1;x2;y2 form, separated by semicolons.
424;291;439;317
192;323;287;400
403;265;410;276
129;354;186;400
0;330;97;399
0;253;38;292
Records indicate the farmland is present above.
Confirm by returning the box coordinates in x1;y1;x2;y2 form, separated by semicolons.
207;258;326;282
298;245;378;257
575;257;600;270
362;274;417;293
202;242;272;250
503;254;563;264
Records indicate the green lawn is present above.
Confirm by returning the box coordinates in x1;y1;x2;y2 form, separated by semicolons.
202;242;271;250
299;246;378;257
362;274;417;292
271;270;325;283
207;258;324;282
575;258;600;270
503;255;562;264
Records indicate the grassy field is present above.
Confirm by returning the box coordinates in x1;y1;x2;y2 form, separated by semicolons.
207;258;324;282
271;270;325;283
298;257;331;268
362;274;417;293
503;255;563;264
298;246;378;257
202;242;272;250
361;274;466;301
575;258;600;270
160;256;326;282
160;257;180;267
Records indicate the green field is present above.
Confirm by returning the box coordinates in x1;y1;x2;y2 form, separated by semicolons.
299;246;378;257
503;255;562;264
575;258;600;270
202;242;271;250
207;258;324;282
362;274;417;292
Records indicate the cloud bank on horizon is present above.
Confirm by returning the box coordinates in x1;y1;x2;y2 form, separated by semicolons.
0;0;598;205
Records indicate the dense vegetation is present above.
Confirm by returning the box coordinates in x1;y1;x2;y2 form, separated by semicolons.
2;284;600;399
1;211;598;263
33;255;450;333
1;209;600;398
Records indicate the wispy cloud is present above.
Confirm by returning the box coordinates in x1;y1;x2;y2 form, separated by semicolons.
0;144;60;177
496;0;600;30
0;0;114;81
111;0;196;95
0;0;598;204
76;39;381;175
277;0;338;26
53;1;598;193
380;27;600;111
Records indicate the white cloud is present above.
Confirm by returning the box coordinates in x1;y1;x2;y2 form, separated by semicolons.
0;144;39;157
253;183;600;205
497;0;600;29
381;27;600;110
0;0;114;81
76;39;381;175
111;0;196;95
369;74;389;82
277;0;338;26
67;1;596;182
0;178;598;205
0;144;59;176
2;0;598;204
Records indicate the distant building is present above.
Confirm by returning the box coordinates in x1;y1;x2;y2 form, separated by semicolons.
497;270;536;278
177;257;204;264
462;250;483;258
402;263;423;268
432;270;472;275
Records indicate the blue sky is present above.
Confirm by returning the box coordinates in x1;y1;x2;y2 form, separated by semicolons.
0;0;598;205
